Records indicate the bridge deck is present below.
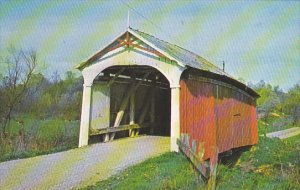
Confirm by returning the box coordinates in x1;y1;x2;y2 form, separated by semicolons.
0;136;170;190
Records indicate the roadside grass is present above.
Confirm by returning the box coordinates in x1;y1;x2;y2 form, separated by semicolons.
217;135;300;189
82;135;300;190
0;115;79;162
82;152;205;190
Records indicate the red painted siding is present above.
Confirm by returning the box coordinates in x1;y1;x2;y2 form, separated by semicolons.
180;75;258;161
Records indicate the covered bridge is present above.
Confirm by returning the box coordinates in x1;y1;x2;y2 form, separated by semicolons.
76;27;259;177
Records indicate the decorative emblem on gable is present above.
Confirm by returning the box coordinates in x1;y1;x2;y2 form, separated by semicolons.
77;31;168;70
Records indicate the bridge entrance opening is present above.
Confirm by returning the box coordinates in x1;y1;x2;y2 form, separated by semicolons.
89;65;171;143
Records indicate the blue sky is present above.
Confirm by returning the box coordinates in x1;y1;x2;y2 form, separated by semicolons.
0;0;299;91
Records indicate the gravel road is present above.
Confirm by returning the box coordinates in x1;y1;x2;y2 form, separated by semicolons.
0;136;170;190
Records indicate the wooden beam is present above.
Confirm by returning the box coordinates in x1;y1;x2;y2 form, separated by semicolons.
117;38;126;44
129;93;135;137
110;72;151;140
127;41;167;58
150;87;155;135
117;36;138;46
136;88;155;136
177;139;210;178
90;123;151;136
107;68;125;87
87;41;126;63
126;31;129;48
96;76;169;89
208;150;219;190
138;93;151;124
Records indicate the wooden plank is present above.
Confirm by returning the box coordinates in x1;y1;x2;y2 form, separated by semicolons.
90;123;151;136
116;36;138;46
110;72;151;140
150;85;155;134
135;87;155;136
107;68;125;87
87;41;126;63
128;41;167;58
96;76;169;89
129;93;135;137
177;139;210;178
208;151;218;190
138;98;151;124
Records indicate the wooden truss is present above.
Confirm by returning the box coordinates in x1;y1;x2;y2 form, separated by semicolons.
87;31;167;63
91;71;157;141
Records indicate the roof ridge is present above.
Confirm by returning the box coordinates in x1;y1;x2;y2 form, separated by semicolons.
130;27;229;76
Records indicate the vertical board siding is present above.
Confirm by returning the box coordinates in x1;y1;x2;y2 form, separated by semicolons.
90;82;110;130
180;79;217;160
180;76;258;161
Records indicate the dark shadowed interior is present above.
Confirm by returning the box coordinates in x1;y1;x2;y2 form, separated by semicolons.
89;65;171;144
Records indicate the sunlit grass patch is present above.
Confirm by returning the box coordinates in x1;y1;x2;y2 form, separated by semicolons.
82;135;300;190
217;135;300;189
82;152;205;190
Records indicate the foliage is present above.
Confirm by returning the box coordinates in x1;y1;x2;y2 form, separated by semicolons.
258;117;297;135
253;80;300;129
280;84;300;123
217;136;300;189
0;48;83;161
255;81;279;112
82;152;205;190
0;116;79;162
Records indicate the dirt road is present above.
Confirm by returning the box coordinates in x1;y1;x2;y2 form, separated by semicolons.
0;136;170;190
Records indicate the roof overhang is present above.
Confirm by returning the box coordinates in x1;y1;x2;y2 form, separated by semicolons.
76;27;185;70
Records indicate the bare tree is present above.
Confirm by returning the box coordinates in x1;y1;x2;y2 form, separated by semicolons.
1;48;38;137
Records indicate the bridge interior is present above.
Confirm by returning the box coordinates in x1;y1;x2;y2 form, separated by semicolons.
89;65;171;143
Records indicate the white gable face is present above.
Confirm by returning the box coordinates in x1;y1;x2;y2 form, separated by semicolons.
80;30;186;87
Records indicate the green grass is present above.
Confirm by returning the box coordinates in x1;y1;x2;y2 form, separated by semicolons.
217;135;300;189
82;152;205;190
0;116;79;162
82;135;300;190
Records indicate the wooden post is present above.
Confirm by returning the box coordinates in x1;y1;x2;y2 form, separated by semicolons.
129;93;135;137
150;88;155;134
207;149;219;190
78;84;92;147
136;87;155;136
136;97;151;136
110;72;151;141
102;72;111;142
170;86;180;152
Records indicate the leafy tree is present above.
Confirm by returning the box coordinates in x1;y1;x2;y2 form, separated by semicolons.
281;84;300;123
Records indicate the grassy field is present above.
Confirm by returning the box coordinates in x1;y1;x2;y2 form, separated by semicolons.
217;135;300;189
0;116;79;162
82;152;205;190
82;135;300;190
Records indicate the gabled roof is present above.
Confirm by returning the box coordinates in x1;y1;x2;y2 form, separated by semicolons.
76;27;230;77
129;28;231;77
76;27;259;97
